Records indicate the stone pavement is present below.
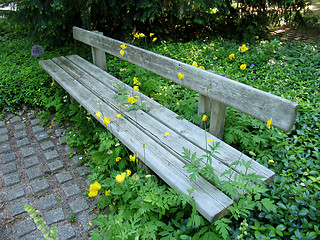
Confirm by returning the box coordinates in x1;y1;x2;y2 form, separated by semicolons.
0;112;95;239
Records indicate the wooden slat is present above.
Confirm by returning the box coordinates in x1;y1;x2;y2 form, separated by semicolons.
73;26;299;132
59;55;275;184
39;58;234;222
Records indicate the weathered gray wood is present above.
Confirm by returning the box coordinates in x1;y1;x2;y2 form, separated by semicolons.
198;94;211;128
39;58;234;222
73;26;299;132
91;31;107;70
55;55;275;184
209;100;227;140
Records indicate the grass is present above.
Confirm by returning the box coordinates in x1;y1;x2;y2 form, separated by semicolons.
1;16;320;239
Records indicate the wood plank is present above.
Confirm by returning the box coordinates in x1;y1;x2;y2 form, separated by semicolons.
39;58;234;222
73;26;299;132
59;55;275;183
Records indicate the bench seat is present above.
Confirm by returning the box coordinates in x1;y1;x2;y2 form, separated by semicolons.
39;54;275;222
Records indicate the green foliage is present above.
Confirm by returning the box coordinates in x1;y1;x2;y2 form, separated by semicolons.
24;205;58;240
2;0;312;45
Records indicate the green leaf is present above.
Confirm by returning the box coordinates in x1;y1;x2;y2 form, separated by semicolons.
214;218;232;239
261;198;276;211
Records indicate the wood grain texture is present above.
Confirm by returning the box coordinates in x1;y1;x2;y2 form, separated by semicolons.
39;57;234;222
73;26;299;131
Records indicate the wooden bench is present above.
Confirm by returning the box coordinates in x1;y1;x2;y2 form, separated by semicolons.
39;27;299;222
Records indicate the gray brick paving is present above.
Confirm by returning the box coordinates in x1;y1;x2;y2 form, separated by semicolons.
20;146;36;158
44;149;60;161
24;156;40;168
16;137;30;147
0;113;93;239
0;143;12;154
14;130;28;140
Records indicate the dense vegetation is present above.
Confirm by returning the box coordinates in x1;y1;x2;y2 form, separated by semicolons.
1;12;320;239
1;0;310;45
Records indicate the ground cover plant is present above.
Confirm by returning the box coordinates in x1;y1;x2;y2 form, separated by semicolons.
1;16;320;239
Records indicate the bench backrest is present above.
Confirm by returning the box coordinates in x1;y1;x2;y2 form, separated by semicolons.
73;27;299;138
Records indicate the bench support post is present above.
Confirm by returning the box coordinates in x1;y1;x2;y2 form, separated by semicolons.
209;100;226;140
91;31;107;71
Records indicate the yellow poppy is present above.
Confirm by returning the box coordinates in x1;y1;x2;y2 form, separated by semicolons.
96;112;101;119
177;72;184;80
266;118;273;129
103;117;110;126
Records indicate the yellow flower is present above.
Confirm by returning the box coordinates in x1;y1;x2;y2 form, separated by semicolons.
198;66;205;70
89;221;92;226
150;33;155;37
126;170;131;177
96;112;101;119
207;138;213;143
105;190;111;196
145;174;151;178
127;96;138;104
51;82;54;87
103;117;110;126
38;89;40;92
120;50;125;56
192;61;198;67
202;115;208;121
240;64;247;70
165;132;170;136
142;100;147;103
229;53;235;60
269;159;275;163
133;77;139;85
152;37;157;42
88;190;98;197
124;104;129;107
240;44;248;53
116;174;125;183
89;182;101;191
120;43;127;49
134;32;140;38
266;118;273;129
139;33;145;38
176;102;180;106
134;86;139;91
129;155;136;162
116;113;121;118
177;72;184;80
6;121;10;124
116;157;121;162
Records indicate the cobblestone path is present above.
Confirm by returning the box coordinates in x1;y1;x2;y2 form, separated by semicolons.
0;112;95;239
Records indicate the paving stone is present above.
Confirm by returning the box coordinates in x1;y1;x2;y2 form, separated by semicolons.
56;171;73;184
44;207;66;225
16;137;30;147
1;162;17;175
40;140;55;150
57;223;76;240
14;130;28;140
55;128;64;136
1;152;16;164
76;166;89;177
0;121;5;127
20;146;36;158
0;143;12;154
63;184;81;199
10;116;21;123
34;132;50;142
59;135;67;144
31;179;50;195
24;233;43;240
30;119;40;126
31;125;44;133
24;156;40;168
7;186;25;201
34;194;59;210
0;134;9;143
14;123;26;131
44;150;59;162
0;127;8;135
26;167;44;180
13;218;36;238
77;210;95;231
4;173;20;187
48;160;64;172
69;197;89;214
10;199;29;217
